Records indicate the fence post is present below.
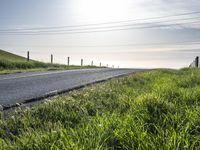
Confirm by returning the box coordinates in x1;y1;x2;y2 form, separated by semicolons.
67;57;70;66
51;54;53;64
195;56;199;68
81;59;83;66
27;51;29;61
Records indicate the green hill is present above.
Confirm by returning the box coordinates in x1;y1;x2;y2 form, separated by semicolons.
0;49;27;62
0;49;99;74
0;49;67;71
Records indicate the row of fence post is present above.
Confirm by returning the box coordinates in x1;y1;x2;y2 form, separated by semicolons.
189;56;199;68
26;51;118;68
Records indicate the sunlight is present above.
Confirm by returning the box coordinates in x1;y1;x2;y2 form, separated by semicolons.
74;0;131;22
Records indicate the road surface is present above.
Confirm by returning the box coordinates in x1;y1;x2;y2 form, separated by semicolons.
0;68;143;109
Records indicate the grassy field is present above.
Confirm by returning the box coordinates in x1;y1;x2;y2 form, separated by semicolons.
0;68;200;149
0;49;99;74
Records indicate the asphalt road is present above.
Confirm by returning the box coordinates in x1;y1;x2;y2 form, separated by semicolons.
0;68;143;108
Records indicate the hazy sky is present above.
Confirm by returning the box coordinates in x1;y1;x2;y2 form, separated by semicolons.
0;0;200;68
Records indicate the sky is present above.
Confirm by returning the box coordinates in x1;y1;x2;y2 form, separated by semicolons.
0;0;200;68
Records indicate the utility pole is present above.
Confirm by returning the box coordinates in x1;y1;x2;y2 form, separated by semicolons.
100;62;101;67
91;61;93;66
27;51;30;61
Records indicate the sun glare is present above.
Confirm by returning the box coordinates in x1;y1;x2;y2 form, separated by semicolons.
74;0;130;22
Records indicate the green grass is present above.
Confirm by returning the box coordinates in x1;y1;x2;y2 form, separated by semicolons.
0;49;99;74
0;68;200;149
0;65;100;74
0;49;27;62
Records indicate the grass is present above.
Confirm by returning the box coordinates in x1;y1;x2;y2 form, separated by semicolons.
0;49;29;62
0;68;200;149
0;65;100;74
0;49;100;74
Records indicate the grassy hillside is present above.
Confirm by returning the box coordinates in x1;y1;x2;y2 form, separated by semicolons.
0;49;27;62
0;49;98;74
0;68;200;149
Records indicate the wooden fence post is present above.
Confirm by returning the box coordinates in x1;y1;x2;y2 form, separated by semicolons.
81;59;83;66
195;56;199;68
67;57;70;66
51;54;53;64
27;51;29;61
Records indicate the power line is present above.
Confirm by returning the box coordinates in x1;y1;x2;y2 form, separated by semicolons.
1;16;200;34
2;20;200;35
1;11;200;32
1;40;200;48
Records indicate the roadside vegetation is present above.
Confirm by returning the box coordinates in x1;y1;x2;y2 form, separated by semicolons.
0;68;200;149
0;49;99;74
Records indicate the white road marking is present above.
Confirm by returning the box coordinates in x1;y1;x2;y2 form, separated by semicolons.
0;68;107;81
45;90;58;96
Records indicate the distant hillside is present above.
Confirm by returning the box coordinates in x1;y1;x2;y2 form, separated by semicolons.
0;49;53;70
0;49;27;62
0;49;97;73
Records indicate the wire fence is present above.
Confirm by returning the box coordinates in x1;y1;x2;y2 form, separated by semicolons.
19;51;200;69
189;56;199;68
25;51;116;68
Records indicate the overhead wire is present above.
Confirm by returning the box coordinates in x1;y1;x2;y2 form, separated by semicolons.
1;11;200;32
2;20;200;35
1;40;200;48
1;16;200;34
